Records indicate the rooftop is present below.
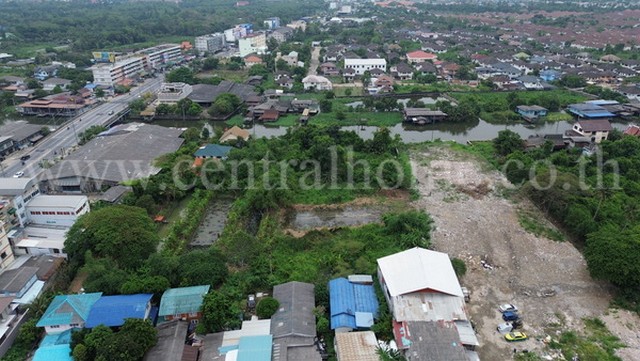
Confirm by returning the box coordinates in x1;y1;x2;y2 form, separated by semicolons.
159;285;210;317
0;121;43;143
42;123;184;184
334;331;379;361
271;281;316;339
0;266;38;294
27;195;87;209
194;144;233;158
85;294;152;328
377;247;463;298
143;320;189;361
0;177;37;196
400;321;468;361
577;118;614;132
36;292;102;328
329;277;379;330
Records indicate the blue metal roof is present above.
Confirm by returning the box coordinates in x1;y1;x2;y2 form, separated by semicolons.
194;144;233;158
36;293;102;328
85;294;152;328
237;335;272;361
329;278;379;330
568;103;616;118
33;344;72;361
40;330;72;347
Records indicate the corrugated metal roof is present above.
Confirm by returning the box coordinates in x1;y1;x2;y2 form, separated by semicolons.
271;281;316;339
335;331;379;361
36;293;102;327
33;344;72;361
454;320;479;347
85;294;152;328
392;292;466;323
237;335;272;361
159;285;210;317
194;144;233;158
377;247;463;297
401;321;468;361
329;278;379;330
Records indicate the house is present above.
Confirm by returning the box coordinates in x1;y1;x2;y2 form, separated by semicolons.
570;119;613;143
85;294;153;328
0;267;39;298
26;195;90;227
344;58;387;75
271;281;322;361
415;62;436;75
270;27;294;43
244;54;263;68
343;68;356;82
376;248;479;357
491;62;521;78
319;62;339;76
302;75;332;91
143;320;190;361
36;293;102;334
568;103;616;119
33;65;58;81
516;105;548;120
42;78;72;92
258;108;279;122
329;277;379;332
334;331;379;361
406;50;437;64
600;54;621;63
403;108;448;125
390;62;414;80
540;69;561;82
157;82;193;104
194;144;233;160
158;285;210;322
398;321;468;361
220;126;250;143
276;75;294;90
617;85;640;102
517;75;544;90
238;33;267;57
624;124;640;137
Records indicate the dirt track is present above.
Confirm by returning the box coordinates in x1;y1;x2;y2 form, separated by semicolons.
410;145;640;360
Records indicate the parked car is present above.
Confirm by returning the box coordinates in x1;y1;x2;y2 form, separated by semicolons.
13;171;24;178
498;303;518;313
504;331;528;342
502;311;520;322
108;110;114;115
497;322;513;334
20;155;31;161
247;294;256;309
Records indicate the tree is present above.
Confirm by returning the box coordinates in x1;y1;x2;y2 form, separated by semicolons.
52;85;63;94
155;103;172;115
256;297;279;319
382;210;433;249
178;248;228;288
451;258;467;278
166;67;196;84
584;224;640;288
201;127;210;140
120;275;170;295
493;129;524;156
335;110;346;121
209;93;242;117
319;99;332;113
558;74;586;88
201;292;239;332
248;64;269;77
27;79;41;89
94;88;105;98
202;57;219;71
65;205;160;269
325;90;335;99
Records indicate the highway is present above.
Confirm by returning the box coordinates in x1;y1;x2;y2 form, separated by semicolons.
1;75;165;179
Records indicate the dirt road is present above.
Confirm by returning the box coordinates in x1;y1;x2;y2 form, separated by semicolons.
410;144;640;360
308;46;321;75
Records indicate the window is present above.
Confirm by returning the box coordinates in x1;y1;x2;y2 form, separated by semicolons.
1;253;6;260
50;325;60;329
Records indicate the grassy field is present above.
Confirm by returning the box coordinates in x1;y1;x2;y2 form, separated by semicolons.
450;89;589;108
197;69;249;83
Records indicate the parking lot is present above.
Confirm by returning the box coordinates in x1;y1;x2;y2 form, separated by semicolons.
411;145;639;360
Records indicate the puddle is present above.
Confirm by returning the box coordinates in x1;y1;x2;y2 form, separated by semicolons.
285;205;386;230
191;197;234;247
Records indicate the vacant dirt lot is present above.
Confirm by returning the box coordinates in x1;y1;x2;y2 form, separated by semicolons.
411;145;640;360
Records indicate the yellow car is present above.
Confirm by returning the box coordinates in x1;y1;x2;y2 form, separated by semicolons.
504;332;528;342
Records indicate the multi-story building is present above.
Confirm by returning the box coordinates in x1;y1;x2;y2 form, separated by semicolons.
0;222;15;270
224;26;248;43
25;195;89;227
0;178;41;229
239;33;267;57
91;44;182;87
195;33;226;54
344;58;387;75
157;82;193;104
91;56;145;87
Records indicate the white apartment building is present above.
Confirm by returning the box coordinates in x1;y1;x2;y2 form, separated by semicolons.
224;26;248;43
344;58;387;75
195;33;226;54
239;33;267;57
25;195;89;227
0;178;41;229
91;56;145;87
157;82;193;104
137;44;182;70
0;223;15;270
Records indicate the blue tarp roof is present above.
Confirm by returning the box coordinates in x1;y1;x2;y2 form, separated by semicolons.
36;293;102;327
329;278;379;330
237;335;273;361
85;294;152;328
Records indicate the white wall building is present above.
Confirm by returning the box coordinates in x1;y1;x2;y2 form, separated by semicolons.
26;195;89;227
224;26;248;43
13;226;68;257
239;33;267;57
0;223;15;270
195;33;226;54
344;58;387;75
137;44;182;70
0;178;41;229
157;83;193;104
302;75;333;91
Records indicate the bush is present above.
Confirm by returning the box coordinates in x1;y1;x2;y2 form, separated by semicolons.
256;297;279;319
451;258;467;278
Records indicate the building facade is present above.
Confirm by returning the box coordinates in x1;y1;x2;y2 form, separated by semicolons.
195;33;226;54
25;195;89;227
239;33;267;57
344;58;387;75
157;83;193;104
0;223;15;270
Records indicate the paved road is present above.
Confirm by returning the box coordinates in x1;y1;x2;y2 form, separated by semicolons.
1;75;165;179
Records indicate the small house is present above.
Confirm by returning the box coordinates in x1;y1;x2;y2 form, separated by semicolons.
403;108;448;124
244;54;263;68
406;50;438;64
85;294;153;328
220;126;250;143
570;119;613;143
36;293;102;334
302;75;332;91
194;144;233;160
319;62;339;76
259;108;280;122
516;105;548;120
329;277;379;332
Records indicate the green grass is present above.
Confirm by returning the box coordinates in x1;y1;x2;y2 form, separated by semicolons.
545;111;573;122
198;69;249;83
450;89;589;109
480;110;521;124
290;188;375;205
226;115;244;126
309;111;402;127
334;86;363;97
517;209;565;242
548;318;624;361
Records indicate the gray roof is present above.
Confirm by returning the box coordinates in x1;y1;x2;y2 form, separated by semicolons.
271;281;316;339
41;123;184;184
143;320;189;361
99;185;132;203
404;321;468;361
0;121;43;143
188;81;257;103
0;177;38;196
0;267;38;293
